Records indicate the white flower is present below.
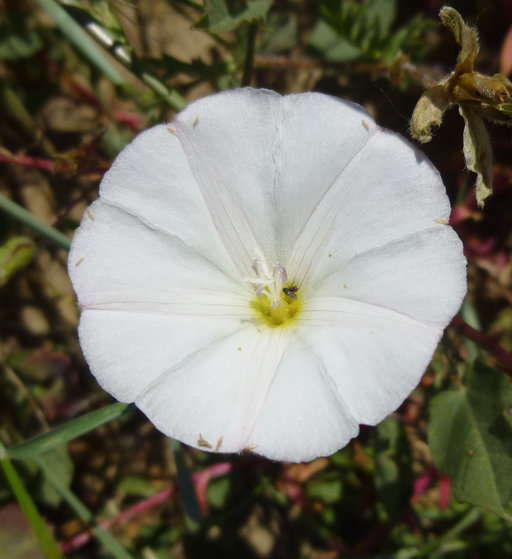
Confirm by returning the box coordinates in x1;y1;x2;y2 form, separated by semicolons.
68;88;466;463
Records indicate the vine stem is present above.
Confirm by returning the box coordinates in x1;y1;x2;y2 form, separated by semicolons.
452;314;512;371
0;194;71;251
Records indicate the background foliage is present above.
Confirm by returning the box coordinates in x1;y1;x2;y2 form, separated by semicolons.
1;0;512;557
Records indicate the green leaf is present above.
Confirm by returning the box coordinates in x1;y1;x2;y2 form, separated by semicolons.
365;0;396;37
309;19;362;62
306;477;343;504
498;102;512;117
0;237;34;285
3;403;132;460
0;16;43;59
374;415;413;521
34;455;135;559
169;439;201;523
195;0;272;33
0;443;64;559
36;447;73;508
207;477;230;508
428;361;512;522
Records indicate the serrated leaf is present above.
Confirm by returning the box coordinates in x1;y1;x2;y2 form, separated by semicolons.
428;361;512;522
195;0;272;33
0;237;34;285
374;416;413;520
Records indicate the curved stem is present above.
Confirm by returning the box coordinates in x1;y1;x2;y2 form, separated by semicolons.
0;194;71;251
452;314;512;372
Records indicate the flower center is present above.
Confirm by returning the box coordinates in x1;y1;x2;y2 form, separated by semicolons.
245;259;302;328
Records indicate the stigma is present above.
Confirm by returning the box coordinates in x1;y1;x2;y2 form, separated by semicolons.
245;258;302;328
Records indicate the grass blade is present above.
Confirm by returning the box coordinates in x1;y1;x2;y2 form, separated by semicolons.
3;403;132;460
0;442;64;559
169;438;201;523
35;455;135;559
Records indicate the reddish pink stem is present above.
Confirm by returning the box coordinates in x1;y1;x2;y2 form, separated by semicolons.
0;152;55;172
60;461;233;553
452;315;512;371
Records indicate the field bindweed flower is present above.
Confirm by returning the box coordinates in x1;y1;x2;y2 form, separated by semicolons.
69;88;466;462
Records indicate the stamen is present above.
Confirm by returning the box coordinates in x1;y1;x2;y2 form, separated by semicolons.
244;257;289;307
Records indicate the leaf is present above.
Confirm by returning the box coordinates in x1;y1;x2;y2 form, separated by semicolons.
195;0;272;33
0;443;64;559
0;16;43;59
34;455;135;559
428;360;512;522
3;403;132;460
374;415;413;520
309;19;362;62
36;447;73;508
460;106;493;207
0;237;34;285
365;0;396;38
306;477;343;504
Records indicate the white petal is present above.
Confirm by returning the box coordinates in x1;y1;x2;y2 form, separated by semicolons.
96;123;240;277
173;88;282;272
78;310;245;402
135;327;290;454
299;297;442;424
288;129;463;294
248;337;360;462
315;227;466;326
272;92;376;261
174;89;377;265
69;200;249;310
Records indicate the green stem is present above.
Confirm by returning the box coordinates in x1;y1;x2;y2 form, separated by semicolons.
169;438;201;523
241;23;258;87
0;194;71;251
59;1;186;111
36;0;124;85
0;442;65;559
35;456;135;559
416;507;481;557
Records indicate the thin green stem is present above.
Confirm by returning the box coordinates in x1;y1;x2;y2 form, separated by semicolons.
415;507;481;557
36;0;124;85
35;456;135;559
241;23;258;87
169;438;201;523
0;194;71;251
0;442;65;559
58;1;187;111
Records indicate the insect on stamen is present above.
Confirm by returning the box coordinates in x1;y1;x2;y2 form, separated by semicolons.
282;285;299;300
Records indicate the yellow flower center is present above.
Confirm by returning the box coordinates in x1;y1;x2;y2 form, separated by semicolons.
250;281;302;328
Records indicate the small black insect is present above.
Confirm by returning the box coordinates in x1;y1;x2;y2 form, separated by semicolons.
282;285;299;300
